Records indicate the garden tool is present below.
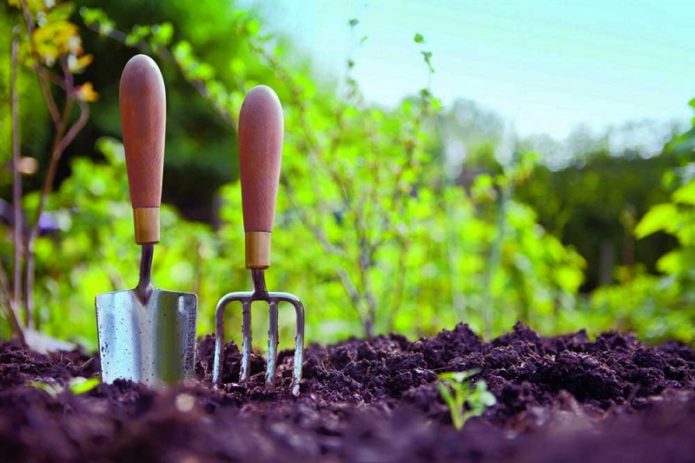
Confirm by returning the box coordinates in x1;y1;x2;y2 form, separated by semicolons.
95;55;197;386
212;85;305;396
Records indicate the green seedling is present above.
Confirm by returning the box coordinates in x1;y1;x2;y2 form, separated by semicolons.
68;376;101;395
28;377;100;398
437;369;496;430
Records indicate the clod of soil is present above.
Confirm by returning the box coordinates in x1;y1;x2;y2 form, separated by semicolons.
1;322;694;462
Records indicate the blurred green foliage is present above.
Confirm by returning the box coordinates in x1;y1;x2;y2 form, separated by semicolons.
517;150;681;290
583;124;695;342
1;0;694;349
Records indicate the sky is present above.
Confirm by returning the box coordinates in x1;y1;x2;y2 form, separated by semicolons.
241;0;695;139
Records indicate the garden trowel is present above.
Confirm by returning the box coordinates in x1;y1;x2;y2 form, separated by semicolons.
95;55;197;386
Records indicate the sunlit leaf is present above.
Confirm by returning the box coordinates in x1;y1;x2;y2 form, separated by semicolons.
673;180;695;206
635;203;678;238
68;377;100;395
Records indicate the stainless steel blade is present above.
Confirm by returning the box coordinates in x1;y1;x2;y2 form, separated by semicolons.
95;288;197;386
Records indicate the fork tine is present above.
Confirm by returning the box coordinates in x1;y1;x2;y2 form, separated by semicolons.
212;289;304;394
266;301;279;384
213;298;226;386
213;293;241;386
289;298;305;396
240;300;252;382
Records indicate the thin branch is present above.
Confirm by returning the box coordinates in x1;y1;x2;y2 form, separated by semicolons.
24;99;89;325
281;176;368;324
84;22;234;124
18;0;61;127
11;28;24;323
253;44;376;328
0;260;25;344
385;237;409;331
54;100;89;155
335;267;364;323
60;57;74;97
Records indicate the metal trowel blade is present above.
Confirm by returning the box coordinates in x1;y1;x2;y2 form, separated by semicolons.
95;288;197;386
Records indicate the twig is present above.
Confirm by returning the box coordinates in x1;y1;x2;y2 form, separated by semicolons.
385;237;409;331
24;100;89;326
18;0;61;128
253;43;377;329
0;260;25;344
83;22;234;124
11;28;24;325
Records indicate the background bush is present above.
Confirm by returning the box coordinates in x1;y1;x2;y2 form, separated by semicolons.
1;0;693;349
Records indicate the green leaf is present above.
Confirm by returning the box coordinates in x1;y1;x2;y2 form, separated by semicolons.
673;180;695;206
47;3;75;22
348;18;359;27
656;248;695;276
246;19;261;35
151;22;174;47
68;377;100;395
635;203;678;238
472;381;496;407
27;380;61;398
438;382;463;429
80;7;114;35
126;25;151;46
438;369;480;383
414;33;424;43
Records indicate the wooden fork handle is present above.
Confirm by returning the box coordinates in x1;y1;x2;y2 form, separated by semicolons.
238;85;284;269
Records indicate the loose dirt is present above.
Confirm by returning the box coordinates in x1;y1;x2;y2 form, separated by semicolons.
1;322;693;462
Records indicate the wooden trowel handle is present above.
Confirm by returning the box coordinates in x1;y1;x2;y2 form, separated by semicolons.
238;85;284;269
119;54;166;245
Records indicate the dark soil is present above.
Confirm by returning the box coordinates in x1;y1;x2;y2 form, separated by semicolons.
1;322;694;462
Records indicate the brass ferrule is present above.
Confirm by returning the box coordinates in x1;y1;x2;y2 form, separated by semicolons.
133;207;160;244
245;231;271;269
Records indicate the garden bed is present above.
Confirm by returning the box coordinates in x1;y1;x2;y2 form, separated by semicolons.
0;323;694;462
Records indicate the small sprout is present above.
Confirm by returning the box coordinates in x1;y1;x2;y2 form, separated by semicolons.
437;369;496;430
68;376;101;395
27;380;62;398
28;376;100;397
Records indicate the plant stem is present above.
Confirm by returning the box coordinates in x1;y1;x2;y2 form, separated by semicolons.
10;29;24;330
482;185;508;338
24;99;89;327
385;237;408;332
0;260;25;343
18;0;60;127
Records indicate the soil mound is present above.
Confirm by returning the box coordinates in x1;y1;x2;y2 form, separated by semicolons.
0;323;693;462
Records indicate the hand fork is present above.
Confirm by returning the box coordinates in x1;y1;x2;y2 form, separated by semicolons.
212;85;305;396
